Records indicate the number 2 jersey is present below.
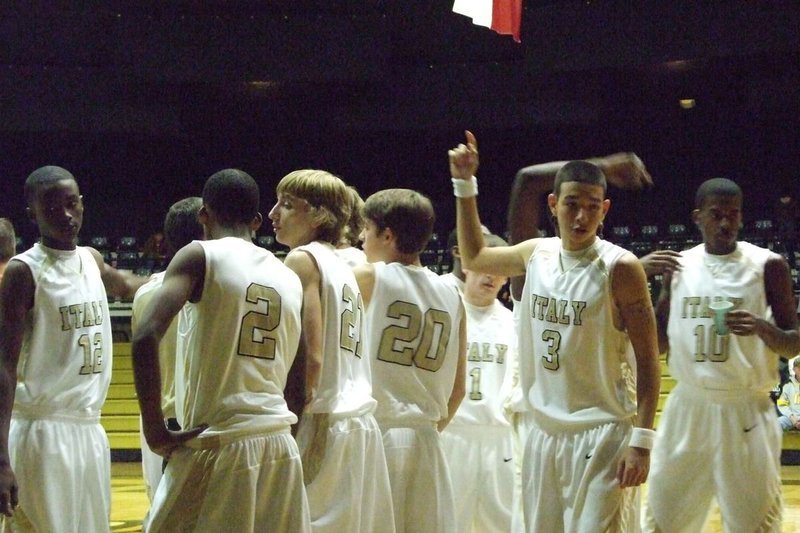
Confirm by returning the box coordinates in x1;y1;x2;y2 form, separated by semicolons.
12;243;112;415
518;238;637;434
175;237;303;440
367;262;464;425
667;241;779;392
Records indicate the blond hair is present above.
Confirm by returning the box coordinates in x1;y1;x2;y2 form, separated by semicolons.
276;169;352;245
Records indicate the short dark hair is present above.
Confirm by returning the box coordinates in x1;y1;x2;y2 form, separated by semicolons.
202;169;260;226
694;178;742;209
24;166;77;205
0;218;15;261
363;189;435;255
553;161;607;196
164;197;203;255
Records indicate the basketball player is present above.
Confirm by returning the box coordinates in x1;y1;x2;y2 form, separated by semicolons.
132;169;310;532
0;219;15;283
440;232;518;533
641;178;800;532
0;166;146;532
449;132;660;531
269;169;394;533
335;185;368;267
353;188;467;533
131;196;203;502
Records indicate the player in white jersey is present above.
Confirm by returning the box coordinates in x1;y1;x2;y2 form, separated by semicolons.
132;169;310;532
450;132;660;531
0;166;146;532
353;188;467;533
335;185;368;267
131;197;203;502
269;169;394;533
440;231;518;533
641;178;800;532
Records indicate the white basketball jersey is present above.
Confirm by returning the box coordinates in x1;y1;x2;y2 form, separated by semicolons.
367;262;464;424
518;238;637;433
174;237;303;439
132;272;178;419
13;244;112;414
296;241;375;416
448;300;515;427
667;242;779;391
333;246;367;267
439;272;465;295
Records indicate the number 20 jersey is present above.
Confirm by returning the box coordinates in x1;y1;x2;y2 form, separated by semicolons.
667;242;778;391
367;262;464;425
518;238;636;434
13;243;112;414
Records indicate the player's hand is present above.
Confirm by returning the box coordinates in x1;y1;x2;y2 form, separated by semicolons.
639;250;682;278
725;309;760;337
448;130;479;180
616;446;650;488
145;421;208;458
602;152;653;190
0;463;19;517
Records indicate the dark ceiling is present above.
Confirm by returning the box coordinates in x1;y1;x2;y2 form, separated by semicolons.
1;1;799;239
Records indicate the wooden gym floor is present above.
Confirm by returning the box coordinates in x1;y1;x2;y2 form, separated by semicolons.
111;462;800;532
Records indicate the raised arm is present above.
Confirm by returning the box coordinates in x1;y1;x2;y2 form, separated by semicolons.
0;261;34;517
449;131;531;278
611;254;661;488
132;243;206;456
507;152;652;300
89;248;148;300
726;255;800;356
283;250;323;410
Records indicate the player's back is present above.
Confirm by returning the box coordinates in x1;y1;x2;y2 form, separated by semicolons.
367;262;463;425
296;241;374;417
175;237;303;441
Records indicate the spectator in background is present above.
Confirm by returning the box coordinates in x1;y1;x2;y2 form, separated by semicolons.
777;356;800;431
775;188;798;268
142;231;168;260
0;218;15;282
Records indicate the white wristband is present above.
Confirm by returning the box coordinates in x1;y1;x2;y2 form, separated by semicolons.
629;427;655;450
452;176;478;198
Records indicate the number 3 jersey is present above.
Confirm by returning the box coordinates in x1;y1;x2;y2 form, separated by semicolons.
367;262;464;425
13;243;112;414
518;238;637;433
175;237;303;440
667;242;778;392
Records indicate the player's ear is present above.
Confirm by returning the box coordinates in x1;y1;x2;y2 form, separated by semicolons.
451;245;460;258
250;212;263;232
25;206;35;223
691;208;701;227
197;205;209;225
547;193;558;216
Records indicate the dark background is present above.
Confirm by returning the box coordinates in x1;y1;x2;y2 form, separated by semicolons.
1;1;798;244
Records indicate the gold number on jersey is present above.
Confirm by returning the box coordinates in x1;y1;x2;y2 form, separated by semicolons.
541;329;561;371
237;283;281;360
377;301;452;372
78;332;104;375
469;367;483;400
693;324;729;362
340;284;363;358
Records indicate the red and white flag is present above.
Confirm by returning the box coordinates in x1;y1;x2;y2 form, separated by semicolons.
453;0;523;42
